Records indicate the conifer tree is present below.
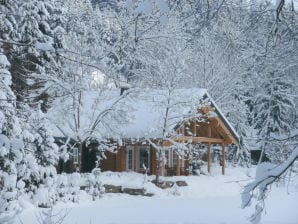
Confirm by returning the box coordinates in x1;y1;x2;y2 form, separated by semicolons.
253;71;295;163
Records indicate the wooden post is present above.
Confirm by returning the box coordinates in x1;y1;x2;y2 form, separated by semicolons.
134;145;138;172
185;157;189;176
207;125;211;174
207;142;211;174
222;143;225;175
176;155;181;176
120;146;126;171
150;146;156;175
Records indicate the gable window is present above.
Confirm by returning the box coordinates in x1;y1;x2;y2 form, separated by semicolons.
139;147;150;170
126;146;134;171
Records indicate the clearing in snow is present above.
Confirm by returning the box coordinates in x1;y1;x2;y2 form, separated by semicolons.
15;167;298;224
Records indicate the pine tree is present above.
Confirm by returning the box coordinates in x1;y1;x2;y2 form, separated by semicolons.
0;47;23;223
8;0;65;112
30;110;59;188
253;71;295;164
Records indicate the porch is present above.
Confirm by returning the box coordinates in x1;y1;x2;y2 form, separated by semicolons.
99;142;226;176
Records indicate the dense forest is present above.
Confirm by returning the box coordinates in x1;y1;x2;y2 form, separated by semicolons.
0;0;297;223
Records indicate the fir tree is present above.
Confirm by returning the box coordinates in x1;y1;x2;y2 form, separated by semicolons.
253;71;295;163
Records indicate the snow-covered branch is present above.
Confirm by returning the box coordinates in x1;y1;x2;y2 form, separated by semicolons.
242;145;298;223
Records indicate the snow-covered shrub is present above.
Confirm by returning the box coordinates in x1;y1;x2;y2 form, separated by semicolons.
54;172;104;203
35;207;70;224
0;135;24;223
0;197;21;224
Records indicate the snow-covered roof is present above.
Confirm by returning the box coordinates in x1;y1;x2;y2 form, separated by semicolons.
46;88;239;142
47;90;131;140
121;88;208;139
206;93;240;141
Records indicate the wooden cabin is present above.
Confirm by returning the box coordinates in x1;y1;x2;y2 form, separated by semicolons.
100;98;238;176
51;88;239;176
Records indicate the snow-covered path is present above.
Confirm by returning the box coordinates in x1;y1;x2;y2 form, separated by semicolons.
15;168;298;224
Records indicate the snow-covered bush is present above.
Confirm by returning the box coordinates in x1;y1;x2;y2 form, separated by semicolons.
0;135;23;223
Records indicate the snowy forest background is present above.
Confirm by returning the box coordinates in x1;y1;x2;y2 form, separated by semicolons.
0;0;297;223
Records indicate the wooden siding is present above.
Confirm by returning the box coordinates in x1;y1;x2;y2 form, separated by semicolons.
150;146;157;175
134;145;138;172
115;146;126;172
97;112;236;176
100;151;117;172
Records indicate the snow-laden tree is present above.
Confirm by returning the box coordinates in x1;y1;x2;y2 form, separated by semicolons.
241;2;298;222
6;0;65;112
248;4;297;163
0;0;19;41
45;6;134;170
0;0;67;211
252;71;295;164
0;52;19;136
136;40;210;182
0;47;23;224
45;0;173;172
30;109;59;187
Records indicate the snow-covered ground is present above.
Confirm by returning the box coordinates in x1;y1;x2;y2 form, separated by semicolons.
15;166;298;224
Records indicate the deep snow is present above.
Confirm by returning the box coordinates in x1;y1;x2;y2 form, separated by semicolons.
15;167;298;224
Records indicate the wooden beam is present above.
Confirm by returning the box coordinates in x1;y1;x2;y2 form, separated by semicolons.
170;136;224;144
208;123;212;174
207;142;211;174
210;117;237;144
200;106;214;114
222;143;225;175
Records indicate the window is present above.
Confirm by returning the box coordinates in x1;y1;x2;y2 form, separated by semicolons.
126;146;134;171
165;150;169;165
128;150;133;170
164;150;171;167
173;151;178;167
139;147;149;170
172;151;183;168
73;147;79;164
